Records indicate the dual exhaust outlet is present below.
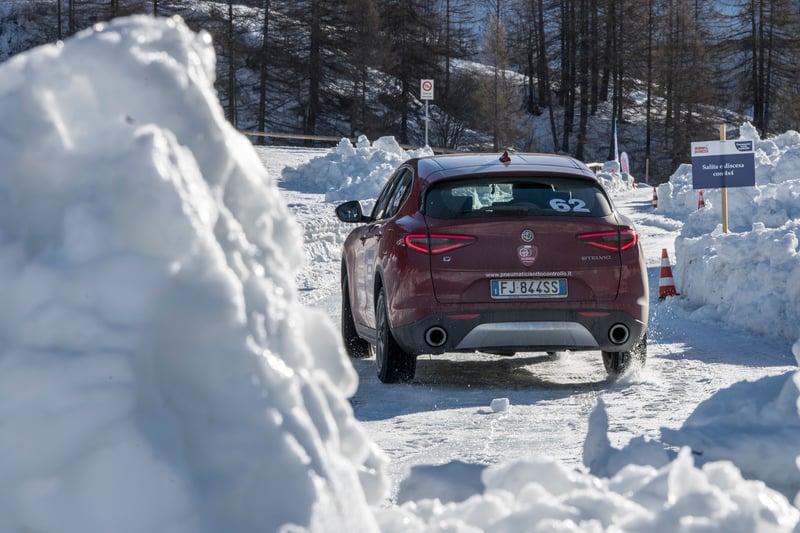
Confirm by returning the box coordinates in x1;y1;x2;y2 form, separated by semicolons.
424;323;631;348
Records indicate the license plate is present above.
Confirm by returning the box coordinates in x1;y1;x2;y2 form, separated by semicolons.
490;278;567;299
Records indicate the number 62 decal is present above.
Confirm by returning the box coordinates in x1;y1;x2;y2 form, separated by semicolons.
549;198;590;213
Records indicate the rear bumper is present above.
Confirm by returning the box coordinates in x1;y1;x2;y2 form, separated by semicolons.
391;308;647;355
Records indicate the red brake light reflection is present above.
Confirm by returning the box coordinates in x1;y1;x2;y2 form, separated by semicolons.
577;230;638;251
404;234;476;254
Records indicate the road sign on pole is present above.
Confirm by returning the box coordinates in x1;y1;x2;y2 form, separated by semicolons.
420;79;434;147
420;79;434;100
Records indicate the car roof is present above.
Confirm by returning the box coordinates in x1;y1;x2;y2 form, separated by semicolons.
412;152;597;184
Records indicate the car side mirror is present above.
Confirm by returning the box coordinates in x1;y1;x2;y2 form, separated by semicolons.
335;200;370;223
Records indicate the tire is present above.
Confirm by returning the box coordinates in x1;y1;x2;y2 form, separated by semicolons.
341;273;369;358
602;333;647;375
374;288;416;383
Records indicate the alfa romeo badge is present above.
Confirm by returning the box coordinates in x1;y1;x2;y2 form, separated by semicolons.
521;229;535;242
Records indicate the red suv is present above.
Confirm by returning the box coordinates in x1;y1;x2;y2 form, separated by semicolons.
336;152;648;383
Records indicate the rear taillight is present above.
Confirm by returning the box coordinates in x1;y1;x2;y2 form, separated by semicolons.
577;229;638;251
404;233;476;254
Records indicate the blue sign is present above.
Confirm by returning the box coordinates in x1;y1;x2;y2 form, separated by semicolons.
691;140;755;189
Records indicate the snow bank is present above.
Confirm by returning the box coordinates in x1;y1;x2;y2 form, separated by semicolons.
281;135;432;202
379;384;800;531
654;123;800;342
662;369;800;499
0;15;385;533
379;446;798;532
596;169;637;194
283;137;632;204
651;124;800;510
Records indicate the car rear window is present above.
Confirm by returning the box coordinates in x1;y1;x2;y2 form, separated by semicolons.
423;177;612;218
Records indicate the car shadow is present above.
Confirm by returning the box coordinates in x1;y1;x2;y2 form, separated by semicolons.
349;352;635;421
410;353;606;388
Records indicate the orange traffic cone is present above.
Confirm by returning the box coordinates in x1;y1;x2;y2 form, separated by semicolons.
698;190;705;209
658;248;679;299
652;187;658;209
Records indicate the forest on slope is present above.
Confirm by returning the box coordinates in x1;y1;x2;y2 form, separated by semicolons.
3;0;795;180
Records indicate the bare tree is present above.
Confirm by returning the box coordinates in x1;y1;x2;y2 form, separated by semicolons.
255;0;271;145
377;0;441;145
479;13;522;150
226;0;237;125
343;0;381;137
575;0;590;160
658;0;716;168
560;0;576;152
735;0;800;135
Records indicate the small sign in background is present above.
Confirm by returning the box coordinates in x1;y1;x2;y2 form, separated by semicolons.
420;79;434;100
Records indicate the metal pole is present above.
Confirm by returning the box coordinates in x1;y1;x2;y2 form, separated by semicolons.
425;100;429;147
720;125;728;234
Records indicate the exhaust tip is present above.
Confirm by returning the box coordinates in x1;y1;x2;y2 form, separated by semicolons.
609;323;630;345
425;326;447;348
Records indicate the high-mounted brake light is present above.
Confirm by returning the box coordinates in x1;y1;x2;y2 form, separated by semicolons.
577;229;638;251
404;233;476;254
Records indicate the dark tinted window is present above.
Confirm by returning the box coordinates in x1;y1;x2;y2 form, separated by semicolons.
372;168;409;220
386;169;412;218
423;177;612;218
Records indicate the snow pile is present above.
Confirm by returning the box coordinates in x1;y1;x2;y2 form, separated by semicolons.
662;348;800;499
0;15;385;533
381;378;800;531
652;163;699;216
379;447;798;532
654;340;800;504
281;135;432;202
655;123;800;342
676;219;800;340
285;135;632;203
595;168;636;194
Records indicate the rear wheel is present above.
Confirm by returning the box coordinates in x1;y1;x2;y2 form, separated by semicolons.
374;288;416;383
341;273;369;358
602;333;647;375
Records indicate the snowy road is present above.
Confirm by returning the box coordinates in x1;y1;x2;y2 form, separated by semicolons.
261;146;797;504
